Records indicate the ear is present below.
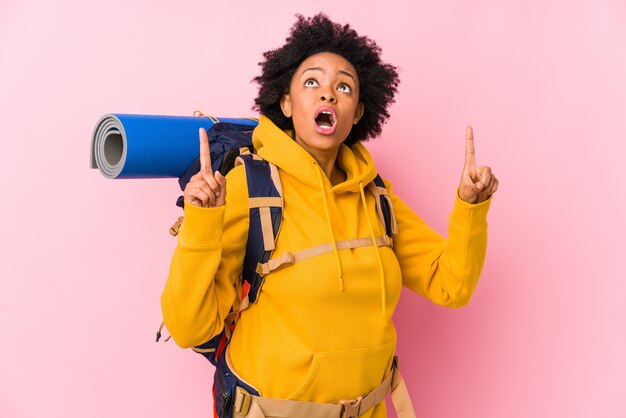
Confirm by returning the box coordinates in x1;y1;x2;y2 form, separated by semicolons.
280;94;292;118
353;103;365;125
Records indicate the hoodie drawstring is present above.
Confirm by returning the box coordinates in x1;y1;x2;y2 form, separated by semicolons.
314;162;344;291
311;163;387;325
359;181;388;327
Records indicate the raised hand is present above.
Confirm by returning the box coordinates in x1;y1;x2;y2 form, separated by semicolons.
183;127;227;208
458;126;499;204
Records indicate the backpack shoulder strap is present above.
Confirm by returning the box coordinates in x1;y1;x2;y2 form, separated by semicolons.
179;155;283;365
367;174;398;237
237;154;283;306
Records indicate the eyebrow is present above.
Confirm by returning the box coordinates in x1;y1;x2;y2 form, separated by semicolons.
301;67;356;82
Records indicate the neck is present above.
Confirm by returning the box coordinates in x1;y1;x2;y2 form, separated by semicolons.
314;152;338;181
295;138;345;185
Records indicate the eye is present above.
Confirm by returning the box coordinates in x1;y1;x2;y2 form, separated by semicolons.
304;79;319;87
337;83;352;94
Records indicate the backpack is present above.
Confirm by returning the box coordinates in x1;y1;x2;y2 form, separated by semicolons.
159;119;397;418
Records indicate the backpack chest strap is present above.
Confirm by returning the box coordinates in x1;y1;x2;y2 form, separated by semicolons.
256;235;393;277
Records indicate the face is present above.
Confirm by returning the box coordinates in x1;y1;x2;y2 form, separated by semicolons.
280;52;365;155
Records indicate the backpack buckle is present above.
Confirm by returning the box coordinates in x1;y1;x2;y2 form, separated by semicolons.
169;216;184;236
234;386;252;416
339;396;363;418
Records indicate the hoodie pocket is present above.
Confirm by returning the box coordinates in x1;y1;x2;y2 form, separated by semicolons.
287;339;395;402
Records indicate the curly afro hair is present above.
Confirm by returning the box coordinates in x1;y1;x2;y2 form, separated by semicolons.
252;13;400;145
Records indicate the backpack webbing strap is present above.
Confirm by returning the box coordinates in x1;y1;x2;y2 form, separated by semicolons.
256;235;393;277
232;358;416;418
367;175;398;236
236;154;283;305
249;197;283;208
390;363;417;418
219;288;253;340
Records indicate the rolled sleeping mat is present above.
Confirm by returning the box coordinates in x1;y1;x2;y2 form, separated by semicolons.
90;113;259;179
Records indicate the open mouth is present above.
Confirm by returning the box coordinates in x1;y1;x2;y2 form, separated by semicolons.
315;111;336;128
314;107;337;134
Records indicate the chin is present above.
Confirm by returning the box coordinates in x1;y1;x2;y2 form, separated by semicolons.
296;130;343;150
309;135;345;150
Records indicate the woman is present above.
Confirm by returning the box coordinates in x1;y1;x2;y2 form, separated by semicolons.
161;13;498;418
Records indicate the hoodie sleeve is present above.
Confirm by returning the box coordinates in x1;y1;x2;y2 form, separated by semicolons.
384;179;492;307
161;166;249;348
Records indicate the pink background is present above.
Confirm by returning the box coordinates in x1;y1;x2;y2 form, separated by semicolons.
1;0;625;417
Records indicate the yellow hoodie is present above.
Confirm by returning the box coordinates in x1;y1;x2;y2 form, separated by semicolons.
161;115;492;417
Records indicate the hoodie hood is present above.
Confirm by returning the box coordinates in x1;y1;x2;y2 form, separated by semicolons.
252;115;378;193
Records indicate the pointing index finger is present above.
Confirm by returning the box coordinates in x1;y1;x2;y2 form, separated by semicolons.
465;125;476;166
199;127;211;171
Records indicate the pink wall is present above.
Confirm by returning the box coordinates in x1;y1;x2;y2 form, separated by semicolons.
1;0;625;417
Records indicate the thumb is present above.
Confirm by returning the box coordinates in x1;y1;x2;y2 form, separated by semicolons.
215;170;226;186
215;171;226;206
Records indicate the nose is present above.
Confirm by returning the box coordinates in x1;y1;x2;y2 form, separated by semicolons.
320;92;336;103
